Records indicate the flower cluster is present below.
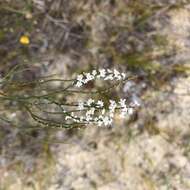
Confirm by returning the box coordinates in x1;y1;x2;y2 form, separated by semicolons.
78;98;104;110
75;69;126;87
65;98;140;127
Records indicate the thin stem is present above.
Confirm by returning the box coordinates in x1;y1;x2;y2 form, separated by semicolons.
24;105;87;129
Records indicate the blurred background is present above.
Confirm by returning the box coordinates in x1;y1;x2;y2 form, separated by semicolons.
0;0;190;189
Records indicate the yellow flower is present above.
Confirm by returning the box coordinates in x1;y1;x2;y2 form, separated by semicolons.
19;35;30;45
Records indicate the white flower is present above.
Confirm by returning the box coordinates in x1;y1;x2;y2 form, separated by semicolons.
88;108;95;115
77;74;84;82
78;101;84;110
120;107;134;118
75;119;80;123
103;116;112;126
104;74;114;80
98;69;106;78
73;117;79;122
85;108;93;121
75;74;87;87
85;73;94;82
107;69;112;73
85;108;95;121
75;68;126;87
86;114;92;122
109;100;117;118
87;98;94;106
65;116;71;120
109;100;117;113
116;75;122;80
121;73;126;79
96;115;104;126
92;70;97;76
113;69;121;80
97;120;103;127
119;99;126;108
97;100;104;108
75;81;83;87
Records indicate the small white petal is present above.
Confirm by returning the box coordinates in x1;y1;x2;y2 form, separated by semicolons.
97;100;104;108
92;70;97;76
75;82;83;87
87;98;94;106
119;99;126;108
78;101;84;110
121;73;126;79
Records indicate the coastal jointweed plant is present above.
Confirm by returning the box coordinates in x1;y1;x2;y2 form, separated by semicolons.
0;66;140;129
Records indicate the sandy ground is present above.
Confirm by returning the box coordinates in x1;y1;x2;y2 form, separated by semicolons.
48;5;190;190
1;1;190;190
